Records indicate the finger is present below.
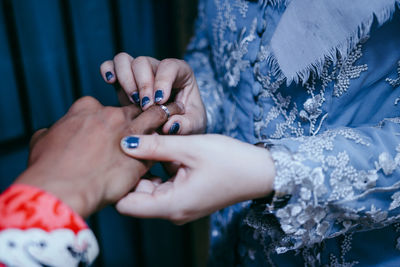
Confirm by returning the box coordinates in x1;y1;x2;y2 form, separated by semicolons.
163;116;182;135
68;96;103;115
133;179;156;194
113;52;140;104
162;87;206;135
121;104;142;120
120;133;198;164
131;56;159;109
153;59;194;105
150;177;163;186
100;60;117;83
116;184;172;218
29;128;48;150
100;59;131;105
113;82;133;106
128;102;184;134
163;113;205;135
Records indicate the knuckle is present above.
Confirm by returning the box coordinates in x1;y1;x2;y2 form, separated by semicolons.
180;59;194;74
169;210;189;225
178;58;189;67
160;58;176;67
177;58;191;69
100;60;111;71
171;219;186;226
164;59;193;78
75;95;98;105
147;136;162;157
70;96;101;113
29;128;46;146
132;56;148;68
183;62;194;76
114;52;131;62
161;58;183;70
32;128;45;137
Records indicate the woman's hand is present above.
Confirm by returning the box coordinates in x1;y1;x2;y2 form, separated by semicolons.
100;53;207;135
116;134;276;224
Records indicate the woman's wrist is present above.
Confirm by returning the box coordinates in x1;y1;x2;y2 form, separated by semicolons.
249;147;275;199
230;143;276;202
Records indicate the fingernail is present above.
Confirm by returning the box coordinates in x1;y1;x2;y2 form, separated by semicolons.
106;71;113;81
131;92;140;104
169;122;180;134
122;136;140;149
154;90;164;103
141;96;150;107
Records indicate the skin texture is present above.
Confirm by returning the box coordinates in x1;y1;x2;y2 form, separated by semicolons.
100;53;207;135
15;96;184;218
100;53;276;224
117;134;276;225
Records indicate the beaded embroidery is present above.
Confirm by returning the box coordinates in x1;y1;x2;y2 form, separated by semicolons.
386;60;400;105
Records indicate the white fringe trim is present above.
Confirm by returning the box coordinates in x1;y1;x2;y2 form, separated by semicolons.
266;1;400;85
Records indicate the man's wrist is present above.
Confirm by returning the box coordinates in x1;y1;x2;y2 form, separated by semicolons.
13;167;96;218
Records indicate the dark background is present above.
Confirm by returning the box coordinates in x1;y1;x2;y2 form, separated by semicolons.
0;0;209;266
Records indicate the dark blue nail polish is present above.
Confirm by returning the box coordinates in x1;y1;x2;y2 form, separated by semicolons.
169;122;180;134
131;92;140;104
155;90;164;103
106;71;113;81
122;136;139;149
141;96;150;107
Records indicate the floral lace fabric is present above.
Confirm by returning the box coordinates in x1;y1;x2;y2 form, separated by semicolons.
185;0;400;266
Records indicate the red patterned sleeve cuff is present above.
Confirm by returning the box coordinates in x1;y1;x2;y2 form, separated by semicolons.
0;184;99;266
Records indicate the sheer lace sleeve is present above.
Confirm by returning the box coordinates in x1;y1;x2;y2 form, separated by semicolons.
184;0;224;134
254;118;400;253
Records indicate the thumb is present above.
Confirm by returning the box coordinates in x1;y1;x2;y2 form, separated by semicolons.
120;134;197;164
116;191;170;219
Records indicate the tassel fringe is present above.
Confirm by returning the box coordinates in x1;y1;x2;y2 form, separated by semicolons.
266;1;400;85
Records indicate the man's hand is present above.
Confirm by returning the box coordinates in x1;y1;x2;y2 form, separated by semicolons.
14;96;183;218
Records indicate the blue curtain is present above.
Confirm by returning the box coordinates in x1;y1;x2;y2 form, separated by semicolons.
0;0;196;266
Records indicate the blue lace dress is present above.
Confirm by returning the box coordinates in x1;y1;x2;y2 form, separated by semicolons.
185;0;400;266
